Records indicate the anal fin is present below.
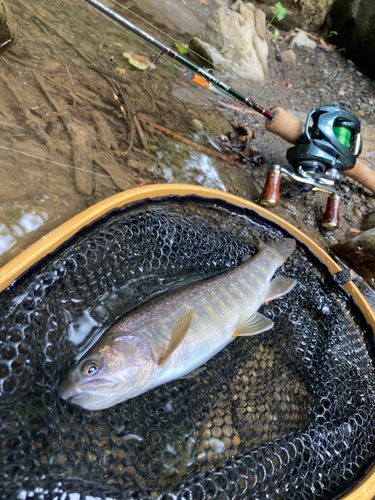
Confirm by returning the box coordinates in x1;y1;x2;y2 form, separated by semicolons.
232;311;274;337
263;276;296;303
179;366;206;380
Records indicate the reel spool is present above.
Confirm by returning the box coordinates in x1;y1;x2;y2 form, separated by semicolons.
260;105;362;228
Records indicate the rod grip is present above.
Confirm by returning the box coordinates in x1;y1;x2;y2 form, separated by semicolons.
259;168;282;207
343;159;375;195
265;107;305;143
322;194;341;229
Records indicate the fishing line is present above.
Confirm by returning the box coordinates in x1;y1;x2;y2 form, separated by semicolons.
0;145;130;186
109;0;276;108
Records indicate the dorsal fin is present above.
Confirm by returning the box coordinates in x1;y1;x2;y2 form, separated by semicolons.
158;310;194;367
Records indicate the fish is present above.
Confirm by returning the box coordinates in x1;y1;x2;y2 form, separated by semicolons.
59;238;297;410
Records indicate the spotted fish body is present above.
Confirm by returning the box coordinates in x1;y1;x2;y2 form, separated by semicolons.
59;238;296;410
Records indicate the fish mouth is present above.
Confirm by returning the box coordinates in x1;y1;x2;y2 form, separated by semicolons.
63;390;123;410
59;378;118;400
58;378;121;410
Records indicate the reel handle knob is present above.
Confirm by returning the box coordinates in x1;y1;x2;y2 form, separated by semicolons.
259;166;282;207
322;194;341;229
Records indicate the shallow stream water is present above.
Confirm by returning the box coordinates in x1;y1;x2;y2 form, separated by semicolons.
1;0;266;268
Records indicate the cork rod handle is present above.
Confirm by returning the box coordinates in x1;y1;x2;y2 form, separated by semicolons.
265;107;305;143
343;159;375;195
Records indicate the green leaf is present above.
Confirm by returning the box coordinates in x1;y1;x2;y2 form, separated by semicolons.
274;28;280;41
174;42;189;55
329;30;338;37
275;2;286;21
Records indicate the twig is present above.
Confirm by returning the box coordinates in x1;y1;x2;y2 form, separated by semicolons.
118;87;149;152
139;118;239;164
65;65;75;86
115;90;135;156
103;76;136;156
102;145;114;157
295;28;319;41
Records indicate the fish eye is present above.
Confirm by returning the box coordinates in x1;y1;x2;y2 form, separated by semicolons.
82;361;99;377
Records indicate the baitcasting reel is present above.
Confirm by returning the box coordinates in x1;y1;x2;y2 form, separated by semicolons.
260;105;362;228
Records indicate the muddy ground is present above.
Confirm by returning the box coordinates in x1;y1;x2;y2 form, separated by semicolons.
1;0;375;305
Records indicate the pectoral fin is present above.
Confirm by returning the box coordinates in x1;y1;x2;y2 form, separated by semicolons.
158;310;194;367
263;276;296;303
232;311;274;337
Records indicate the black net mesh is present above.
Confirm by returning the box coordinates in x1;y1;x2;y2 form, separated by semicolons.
1;195;375;500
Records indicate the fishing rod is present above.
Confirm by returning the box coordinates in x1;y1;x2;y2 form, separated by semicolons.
82;0;375;229
82;0;274;120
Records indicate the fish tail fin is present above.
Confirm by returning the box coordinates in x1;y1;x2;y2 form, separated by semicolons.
264;238;296;265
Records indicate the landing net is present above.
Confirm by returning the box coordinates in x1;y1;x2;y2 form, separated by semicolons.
1;196;374;500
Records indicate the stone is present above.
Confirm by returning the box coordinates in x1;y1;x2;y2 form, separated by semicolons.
281;49;296;65
361;211;375;231
190;1;268;82
289;31;317;50
330;229;375;288
0;0;13;50
247;0;335;31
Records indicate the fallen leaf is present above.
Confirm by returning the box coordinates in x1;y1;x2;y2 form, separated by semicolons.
302;75;311;84
123;52;156;70
174;42;189;55
115;67;126;76
199;0;208;4
136;176;146;185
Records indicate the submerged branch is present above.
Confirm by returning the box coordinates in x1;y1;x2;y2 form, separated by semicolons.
139;119;240;164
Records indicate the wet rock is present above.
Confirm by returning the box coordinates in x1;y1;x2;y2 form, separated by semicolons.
190;1;268;82
281;49;296;65
248;0;334;31
330;229;375;288
282;202;297;215
367;197;375;208
354;207;363;219
361;211;375;231
289;32;317;51
0;0;13;50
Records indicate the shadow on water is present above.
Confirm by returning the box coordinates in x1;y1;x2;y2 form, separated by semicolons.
0;0;265;268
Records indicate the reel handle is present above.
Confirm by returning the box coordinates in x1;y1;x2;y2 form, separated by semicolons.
322;194;341;229
344;159;375;194
259;167;282;207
